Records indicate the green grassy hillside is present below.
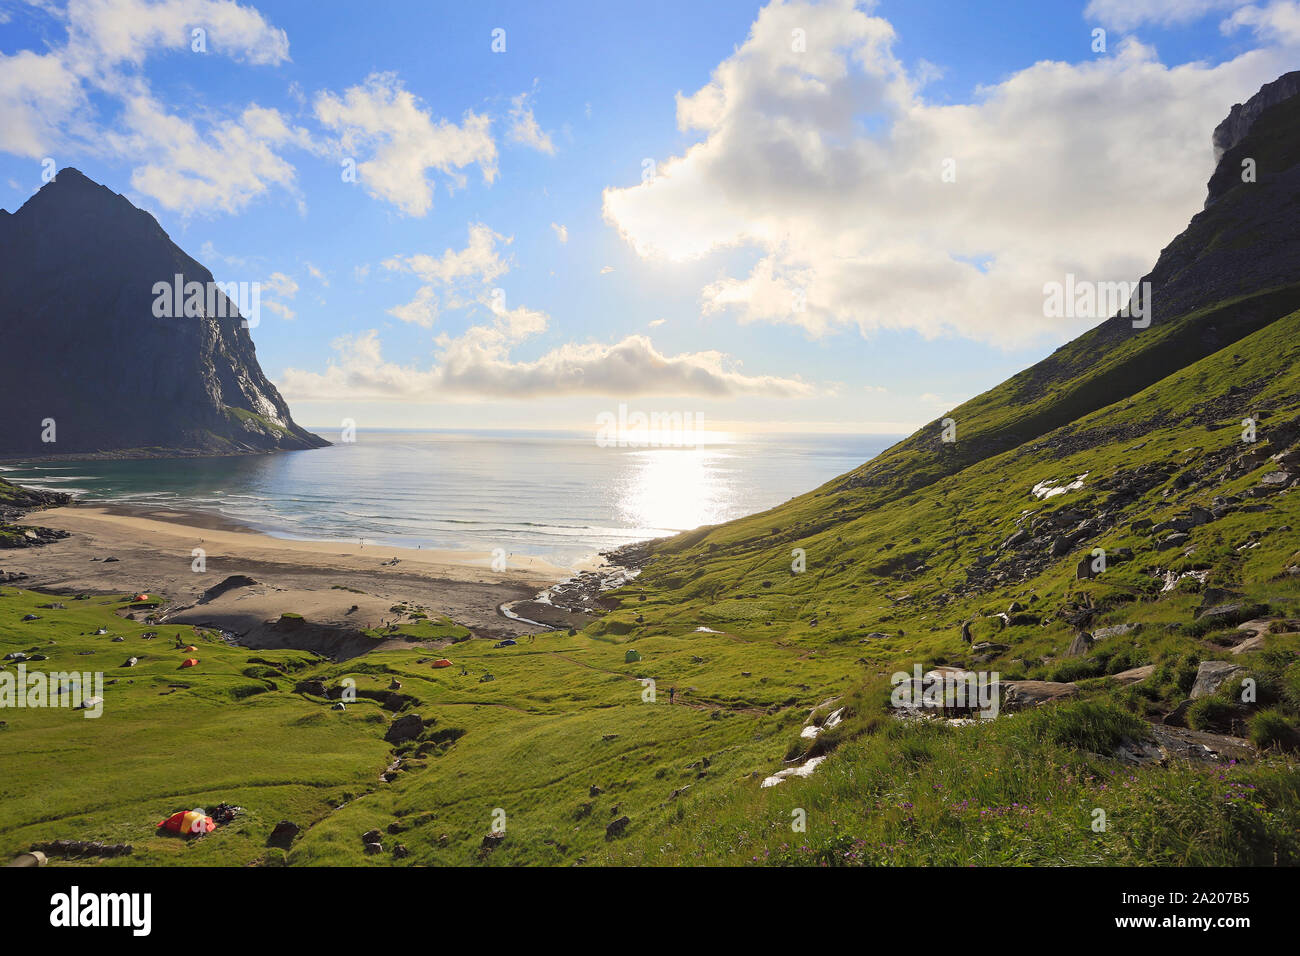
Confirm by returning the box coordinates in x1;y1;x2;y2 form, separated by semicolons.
2;307;1298;866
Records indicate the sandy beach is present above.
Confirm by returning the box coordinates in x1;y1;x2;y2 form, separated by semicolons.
3;502;601;649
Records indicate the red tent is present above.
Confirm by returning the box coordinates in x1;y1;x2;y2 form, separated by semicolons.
431;659;453;668
180;658;199;668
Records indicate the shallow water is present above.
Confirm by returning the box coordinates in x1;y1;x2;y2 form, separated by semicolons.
2;429;897;565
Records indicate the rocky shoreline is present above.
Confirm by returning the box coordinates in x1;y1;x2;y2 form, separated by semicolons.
499;539;658;630
0;479;71;550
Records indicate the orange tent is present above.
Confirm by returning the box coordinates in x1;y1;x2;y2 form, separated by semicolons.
184;645;197;652
180;658;199;668
133;594;149;601
431;659;453;668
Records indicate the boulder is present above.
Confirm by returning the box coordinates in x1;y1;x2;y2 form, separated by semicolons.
1257;471;1292;491
1002;681;1078;710
481;832;506;850
1190;661;1246;699
267;820;300;849
1231;635;1267;655
1064;633;1094;657
1163;699;1194;727
1111;664;1156;685
1093;623;1140;640
605;815;630;840
384;714;424;744
1195;602;1245;622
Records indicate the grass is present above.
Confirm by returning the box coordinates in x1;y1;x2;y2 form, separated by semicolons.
3;285;1300;867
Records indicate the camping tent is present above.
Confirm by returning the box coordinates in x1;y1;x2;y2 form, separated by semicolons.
624;649;641;663
180;658;199;668
431;659;453;668
158;809;215;836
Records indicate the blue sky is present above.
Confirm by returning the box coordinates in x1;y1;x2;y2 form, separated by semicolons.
2;0;1298;435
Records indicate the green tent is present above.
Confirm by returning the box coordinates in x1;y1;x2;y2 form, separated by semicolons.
624;649;641;663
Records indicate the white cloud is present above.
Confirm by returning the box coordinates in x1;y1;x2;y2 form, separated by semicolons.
280;329;812;402
602;0;1298;348
507;89;556;154
315;72;497;217
0;0;310;215
383;222;510;287
61;0;290;71
263;299;295;320
551;222;568;243
387;284;438;327
1084;0;1247;30
260;269;298;320
599;265;614;274
648;318;667;327
0;50;88;158
1222;0;1300;42
109;90;311;214
264;271;298;297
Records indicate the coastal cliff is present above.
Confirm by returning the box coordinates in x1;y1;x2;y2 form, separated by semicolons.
0;169;327;458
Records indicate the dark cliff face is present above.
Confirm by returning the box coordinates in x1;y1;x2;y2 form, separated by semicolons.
0;169;328;457
1212;70;1300;159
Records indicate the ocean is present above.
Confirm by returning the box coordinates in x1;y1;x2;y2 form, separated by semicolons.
0;429;898;566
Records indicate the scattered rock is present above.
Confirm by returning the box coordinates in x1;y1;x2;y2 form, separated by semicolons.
1163;699;1194;727
605;815;630;840
1093;623;1140;640
267;820;300;849
384;713;424;744
1111;664;1156;685
1190;660;1246;698
1064;633;1094;657
1002;680;1078;710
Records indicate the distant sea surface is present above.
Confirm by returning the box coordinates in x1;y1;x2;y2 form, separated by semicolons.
1;430;899;566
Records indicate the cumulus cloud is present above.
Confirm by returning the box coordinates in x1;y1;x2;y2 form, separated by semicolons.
380;222;512;323
315;72;497;216
387;284;438;327
382;222;510;287
551;222;568;243
507;89;556;154
0;49;88;159
602;0;1298;348
280;329;812;402
0;0;310;215
1222;0;1300;42
260;269;298;319
61;0;290;71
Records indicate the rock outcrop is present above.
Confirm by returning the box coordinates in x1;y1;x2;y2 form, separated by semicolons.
1212;70;1300;159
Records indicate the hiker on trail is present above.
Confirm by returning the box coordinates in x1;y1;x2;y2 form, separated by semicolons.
528;633;535;644
669;687;676;704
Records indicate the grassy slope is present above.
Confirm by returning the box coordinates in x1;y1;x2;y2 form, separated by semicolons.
2;309;1298;866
